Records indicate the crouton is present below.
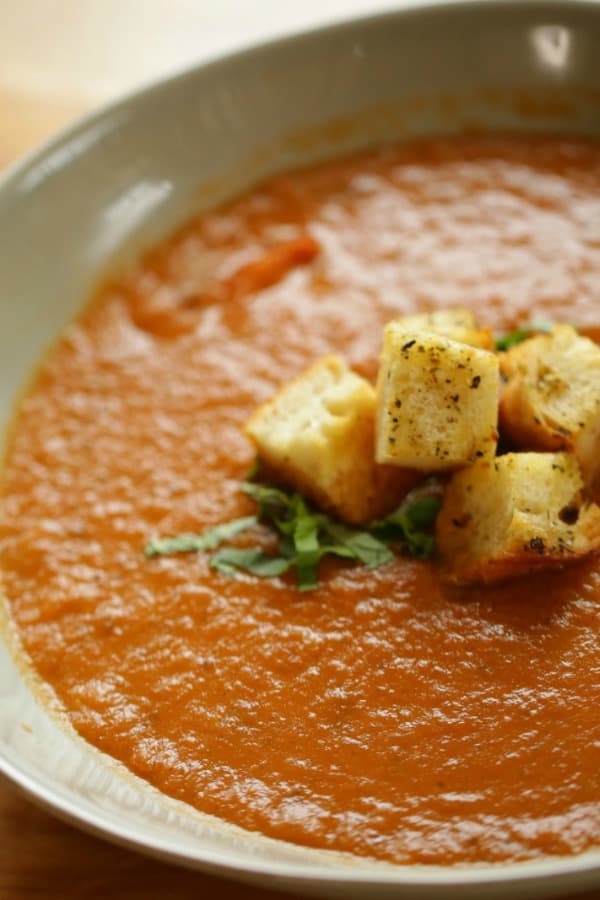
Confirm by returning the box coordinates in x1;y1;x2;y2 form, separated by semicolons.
390;308;494;350
245;355;419;525
436;452;600;584
375;326;500;470
499;325;600;498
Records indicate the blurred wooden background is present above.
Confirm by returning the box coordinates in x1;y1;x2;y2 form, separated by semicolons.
0;0;392;166
1;1;599;897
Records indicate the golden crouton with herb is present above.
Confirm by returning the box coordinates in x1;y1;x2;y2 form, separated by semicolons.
245;355;418;526
391;308;494;350
375;326;500;470
436;451;600;584
499;325;600;498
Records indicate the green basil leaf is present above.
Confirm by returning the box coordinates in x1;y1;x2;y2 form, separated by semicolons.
241;482;290;505
293;513;322;591
246;457;262;481
278;535;297;559
370;493;441;560
318;542;357;561
210;547;292;577
145;515;257;558
495;320;553;352
241;482;292;519
293;514;321;554
410;532;436;559
495;328;532;352
403;496;442;529
323;521;394;569
296;563;319;592
401;521;436;560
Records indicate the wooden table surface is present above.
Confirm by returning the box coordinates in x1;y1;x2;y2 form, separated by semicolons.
1;2;599;897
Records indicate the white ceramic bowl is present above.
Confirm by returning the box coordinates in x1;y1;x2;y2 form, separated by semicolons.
1;2;599;897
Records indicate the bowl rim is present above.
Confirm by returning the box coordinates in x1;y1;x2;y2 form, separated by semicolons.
2;0;600;197
2;752;600;889
1;0;600;889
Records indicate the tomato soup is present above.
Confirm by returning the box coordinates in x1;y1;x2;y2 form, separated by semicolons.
1;136;599;865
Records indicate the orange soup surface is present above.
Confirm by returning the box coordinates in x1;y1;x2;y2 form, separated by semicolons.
1;136;599;865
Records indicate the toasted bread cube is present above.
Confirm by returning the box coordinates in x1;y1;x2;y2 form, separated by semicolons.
245;355;419;525
499;325;600;498
391;308;494;350
376;327;500;470
436;452;600;584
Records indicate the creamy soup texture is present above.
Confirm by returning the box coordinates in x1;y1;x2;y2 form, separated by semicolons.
1;136;599;864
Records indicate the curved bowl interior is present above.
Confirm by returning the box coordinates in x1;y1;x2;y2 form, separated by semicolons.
0;2;599;897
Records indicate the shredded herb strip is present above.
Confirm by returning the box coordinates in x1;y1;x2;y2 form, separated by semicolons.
495;320;554;352
144;480;441;591
144;516;258;558
210;548;291;577
370;495;441;560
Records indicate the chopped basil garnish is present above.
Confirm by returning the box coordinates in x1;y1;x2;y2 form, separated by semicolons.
245;456;262;482
144;515;258;558
495;321;554;352
321;521;394;569
210;547;292;577
145;477;441;590
370;492;442;560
